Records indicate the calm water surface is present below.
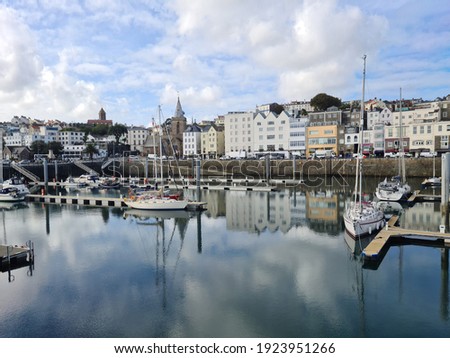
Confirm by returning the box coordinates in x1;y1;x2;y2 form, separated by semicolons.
0;178;449;338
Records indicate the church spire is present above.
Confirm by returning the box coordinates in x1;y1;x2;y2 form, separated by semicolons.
174;96;185;118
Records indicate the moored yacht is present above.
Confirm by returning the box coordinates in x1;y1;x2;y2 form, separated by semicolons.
343;55;385;238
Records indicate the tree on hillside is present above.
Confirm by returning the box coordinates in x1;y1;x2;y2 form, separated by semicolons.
48;141;64;157
270;103;284;115
84;143;99;160
108;123;128;144
90;124;109;136
30;140;48;155
311;93;342;111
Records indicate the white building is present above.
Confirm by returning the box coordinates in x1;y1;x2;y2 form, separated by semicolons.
127;126;148;153
58;131;85;146
288;116;308;155
183;123;202;157
224;111;255;156
283;101;313;115
253;111;290;152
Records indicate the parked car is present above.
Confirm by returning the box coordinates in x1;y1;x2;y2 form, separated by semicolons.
419;151;437;158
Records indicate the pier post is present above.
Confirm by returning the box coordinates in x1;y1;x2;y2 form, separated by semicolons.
43;158;49;193
54;160;58;182
196;159;201;187
265;156;270;183
145;157;149;183
441;153;450;232
292;158;296;180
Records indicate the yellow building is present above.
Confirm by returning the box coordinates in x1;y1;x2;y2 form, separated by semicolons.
306;123;339;157
201;124;225;159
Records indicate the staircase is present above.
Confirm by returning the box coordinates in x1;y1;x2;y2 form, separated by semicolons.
10;163;40;183
74;160;99;176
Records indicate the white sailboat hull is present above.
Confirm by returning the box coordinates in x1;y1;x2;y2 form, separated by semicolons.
124;197;189;210
344;202;385;237
375;180;411;201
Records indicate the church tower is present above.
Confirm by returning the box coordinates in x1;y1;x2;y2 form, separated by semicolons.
99;107;106;121
167;97;187;157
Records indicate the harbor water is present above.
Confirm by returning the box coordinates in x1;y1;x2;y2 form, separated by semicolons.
0;177;449;338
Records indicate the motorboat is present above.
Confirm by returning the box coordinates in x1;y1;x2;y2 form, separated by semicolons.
63;176;88;189
2;177;30;196
77;174;100;188
99;177;121;189
0;187;26;202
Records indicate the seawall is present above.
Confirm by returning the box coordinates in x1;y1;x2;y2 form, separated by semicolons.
7;157;439;182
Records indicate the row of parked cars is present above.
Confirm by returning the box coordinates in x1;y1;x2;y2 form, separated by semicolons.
384;151;437;158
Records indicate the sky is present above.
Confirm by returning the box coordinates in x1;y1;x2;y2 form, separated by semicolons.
0;0;449;127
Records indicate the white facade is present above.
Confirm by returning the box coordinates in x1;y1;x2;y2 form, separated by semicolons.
224;111;255;155
253;111;290;152
367;108;393;130
58;131;84;146
4;132;25;146
63;144;86;157
183;124;202;157
39;126;58;143
288;116;308;153
283;101;313;115
127;126;148;152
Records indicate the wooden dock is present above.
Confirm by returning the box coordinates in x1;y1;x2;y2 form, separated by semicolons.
407;190;441;203
0;242;34;272
27;193;126;207
363;215;450;260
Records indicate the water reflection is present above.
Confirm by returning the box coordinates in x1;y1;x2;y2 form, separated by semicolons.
1;178;450;337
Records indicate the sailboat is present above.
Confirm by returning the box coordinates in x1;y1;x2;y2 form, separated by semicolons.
422;154;441;187
344;55;385;238
124;105;189;211
375;89;412;201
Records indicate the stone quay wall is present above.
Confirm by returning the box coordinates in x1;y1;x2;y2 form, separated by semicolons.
7;157;439;182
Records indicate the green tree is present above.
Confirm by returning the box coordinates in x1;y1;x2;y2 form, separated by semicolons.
108;123;128;144
90;124;109;136
30;140;48;155
310;93;342;111
48;141;64;156
84;143;99;160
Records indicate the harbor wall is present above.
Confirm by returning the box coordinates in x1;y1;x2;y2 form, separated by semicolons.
6;157;439;181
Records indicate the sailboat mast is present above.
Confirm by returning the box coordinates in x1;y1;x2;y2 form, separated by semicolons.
152;122;158;181
158;105;164;186
399;88;406;183
357;55;367;210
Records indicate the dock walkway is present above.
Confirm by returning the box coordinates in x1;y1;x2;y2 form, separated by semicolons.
363;215;450;260
26;194;207;211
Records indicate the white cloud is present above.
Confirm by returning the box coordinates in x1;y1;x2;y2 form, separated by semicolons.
0;0;449;124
